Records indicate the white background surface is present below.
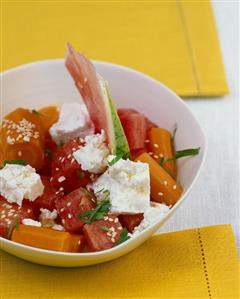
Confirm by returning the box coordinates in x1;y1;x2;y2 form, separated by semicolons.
160;1;240;252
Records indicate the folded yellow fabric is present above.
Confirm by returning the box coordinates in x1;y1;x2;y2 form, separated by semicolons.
2;0;228;97
0;224;239;299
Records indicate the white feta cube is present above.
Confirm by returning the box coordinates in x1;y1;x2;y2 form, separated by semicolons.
92;158;150;213
0;164;44;206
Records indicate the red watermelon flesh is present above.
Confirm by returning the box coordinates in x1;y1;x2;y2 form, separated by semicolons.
65;44;109;139
118;109;158;151
121;113;146;150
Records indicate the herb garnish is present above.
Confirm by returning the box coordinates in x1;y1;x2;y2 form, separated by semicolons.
7;216;20;239
160;147;200;166
32;109;42;116
100;225;110;232
76;169;85;179
115;228;130;245
57;140;64;149
78;198;111;224
4;160;28;166
171;124;178;145
45;148;52;160
32;109;49;117
80;187;95;199
108;154;122;166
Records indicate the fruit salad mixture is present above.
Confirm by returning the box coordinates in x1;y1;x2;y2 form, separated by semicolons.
0;44;200;253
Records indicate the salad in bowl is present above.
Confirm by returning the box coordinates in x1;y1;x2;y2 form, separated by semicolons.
0;44;200;254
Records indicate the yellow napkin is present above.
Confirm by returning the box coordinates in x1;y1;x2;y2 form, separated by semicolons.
2;0;228;97
0;224;239;299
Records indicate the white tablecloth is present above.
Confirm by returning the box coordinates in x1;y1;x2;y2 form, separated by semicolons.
160;2;240;252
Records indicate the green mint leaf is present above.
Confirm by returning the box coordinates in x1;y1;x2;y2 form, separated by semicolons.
174;148;200;159
80;187;95;200
7;216;20;239
76;169;85;179
160;147;200;166
45;148;52;160
78;198;111;224
4;160;28;166
57;140;64;149
32;109;41;116
115;228;130;246
108;154;122;166
171;124;178;145
100;225;110;232
95;188;105;194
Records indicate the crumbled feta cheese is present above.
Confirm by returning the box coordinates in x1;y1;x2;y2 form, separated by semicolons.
92;158;150;213
73;130;110;174
133;202;170;235
39;208;58;221
0;164;44;206
49;102;94;144
39;208;58;227
22;218;42;227
51;224;64;231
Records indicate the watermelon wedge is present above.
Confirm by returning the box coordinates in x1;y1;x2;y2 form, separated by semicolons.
65;44;130;159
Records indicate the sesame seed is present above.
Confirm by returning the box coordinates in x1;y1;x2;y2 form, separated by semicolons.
153;143;159;148
67;202;71;207
67;154;71;159
55;168;59;171
158;192;164;196
107;232;112;237
117;226;122;230
50;177;53;182
173;184;177;190
1;214;6;219
111;238;115;243
84;77;88;83
71;158;75;164
72;148;76;151
104;216;109;221
153;155;159;159
114;218;118;223
163;180;168;185
62;219;65;224
108;218;113;222
159;153;164;158
67;213;72;219
6;136;15;144
77;240;81;245
148;152;153;156
23;136;30;142
59;187;64;191
60;208;65;212
145;139;150;143
17;150;22;157
58;176;66;183
27;209;31;213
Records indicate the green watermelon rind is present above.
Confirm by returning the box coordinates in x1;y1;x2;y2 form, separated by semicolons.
104;82;131;160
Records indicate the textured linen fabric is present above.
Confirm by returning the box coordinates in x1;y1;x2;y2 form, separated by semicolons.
0;224;239;299
1;0;228;96
160;2;240;253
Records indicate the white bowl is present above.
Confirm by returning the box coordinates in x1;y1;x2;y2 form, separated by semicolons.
0;60;206;267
